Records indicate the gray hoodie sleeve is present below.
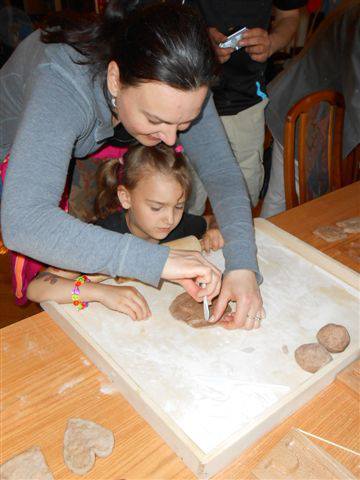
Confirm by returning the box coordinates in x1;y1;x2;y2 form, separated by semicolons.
1;68;169;285
180;95;261;282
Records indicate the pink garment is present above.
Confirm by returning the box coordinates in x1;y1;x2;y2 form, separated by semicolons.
91;145;128;159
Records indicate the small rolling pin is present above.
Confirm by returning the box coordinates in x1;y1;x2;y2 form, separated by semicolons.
162;235;201;252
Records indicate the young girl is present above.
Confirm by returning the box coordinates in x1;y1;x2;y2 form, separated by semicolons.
26;144;224;320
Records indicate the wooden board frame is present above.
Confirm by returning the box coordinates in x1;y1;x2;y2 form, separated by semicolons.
42;219;360;479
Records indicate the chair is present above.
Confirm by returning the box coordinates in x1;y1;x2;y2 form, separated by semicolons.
283;90;345;209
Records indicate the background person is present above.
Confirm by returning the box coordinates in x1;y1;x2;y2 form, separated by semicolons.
261;0;360;217
186;0;306;210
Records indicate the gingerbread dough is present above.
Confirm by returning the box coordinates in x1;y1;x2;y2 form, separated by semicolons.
313;225;348;242
316;323;350;353
345;241;360;262
169;292;231;328
0;446;54;480
63;418;114;475
336;216;360;233
294;343;332;373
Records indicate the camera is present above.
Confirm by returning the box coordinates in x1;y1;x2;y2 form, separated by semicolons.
219;27;247;50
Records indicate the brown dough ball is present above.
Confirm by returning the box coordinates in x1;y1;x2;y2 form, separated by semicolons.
169;292;231;329
294;343;332;373
316;323;350;353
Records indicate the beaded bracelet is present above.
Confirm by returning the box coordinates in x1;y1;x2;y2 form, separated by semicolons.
71;275;90;311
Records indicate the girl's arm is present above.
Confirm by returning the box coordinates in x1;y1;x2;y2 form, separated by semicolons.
27;270;150;320
46;267;110;283
203;214;218;230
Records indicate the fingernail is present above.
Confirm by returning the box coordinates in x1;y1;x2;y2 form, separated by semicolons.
208;315;216;323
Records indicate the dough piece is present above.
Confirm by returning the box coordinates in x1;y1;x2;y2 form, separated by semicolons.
336;217;360;233
169;292;231;328
63;418;114;475
316;323;350;353
0;446;54;480
294;343;332;373
345;241;360;263
313;225;348;242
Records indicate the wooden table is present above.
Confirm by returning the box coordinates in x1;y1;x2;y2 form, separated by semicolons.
2;184;359;479
270;181;360;273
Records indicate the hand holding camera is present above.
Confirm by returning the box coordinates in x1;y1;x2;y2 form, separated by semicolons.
218;27;247;50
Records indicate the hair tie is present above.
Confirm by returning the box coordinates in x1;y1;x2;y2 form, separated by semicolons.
174;144;184;154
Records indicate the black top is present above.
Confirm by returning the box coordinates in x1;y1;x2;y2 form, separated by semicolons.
190;0;306;115
96;211;207;242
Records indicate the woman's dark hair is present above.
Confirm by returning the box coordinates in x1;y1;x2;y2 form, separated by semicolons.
41;1;217;90
94;144;192;220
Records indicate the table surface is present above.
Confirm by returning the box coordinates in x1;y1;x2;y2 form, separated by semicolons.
270;181;360;273
2;183;360;479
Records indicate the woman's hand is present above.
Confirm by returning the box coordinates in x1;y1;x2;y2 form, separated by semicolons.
200;228;225;253
98;284;151;320
211;270;265;329
161;249;222;302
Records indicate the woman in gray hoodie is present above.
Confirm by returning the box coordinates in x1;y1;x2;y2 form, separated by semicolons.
0;1;264;329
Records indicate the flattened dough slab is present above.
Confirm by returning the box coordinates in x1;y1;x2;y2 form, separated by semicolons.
169;292;231;328
336;217;360;234
252;429;356;479
63;418;114;475
0;446;54;480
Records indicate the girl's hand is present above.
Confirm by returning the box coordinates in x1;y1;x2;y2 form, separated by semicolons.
200;228;225;253
161;249;222;302
98;284;151;320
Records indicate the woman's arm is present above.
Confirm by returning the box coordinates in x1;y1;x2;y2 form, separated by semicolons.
1;67;169;287
180;94;261;282
180;95;265;329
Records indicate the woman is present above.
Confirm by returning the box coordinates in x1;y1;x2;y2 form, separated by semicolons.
0;1;264;329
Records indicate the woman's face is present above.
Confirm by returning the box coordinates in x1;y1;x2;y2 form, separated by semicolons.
118;172;186;242
107;63;208;146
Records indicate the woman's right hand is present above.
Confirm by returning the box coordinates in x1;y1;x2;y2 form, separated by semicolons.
161;249;222;301
98;284;151;320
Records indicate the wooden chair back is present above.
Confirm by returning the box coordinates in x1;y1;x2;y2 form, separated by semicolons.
283;90;345;209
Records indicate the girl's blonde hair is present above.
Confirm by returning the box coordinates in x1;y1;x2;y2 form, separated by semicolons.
94;144;192;220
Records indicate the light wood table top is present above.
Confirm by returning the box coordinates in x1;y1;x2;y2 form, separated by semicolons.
270;181;360;272
2;184;359;479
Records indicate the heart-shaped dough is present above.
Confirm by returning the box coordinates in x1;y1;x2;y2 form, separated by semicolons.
63;418;114;475
0;446;53;480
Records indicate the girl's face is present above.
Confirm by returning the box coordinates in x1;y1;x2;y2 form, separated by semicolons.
107;62;208;146
118;172;186;242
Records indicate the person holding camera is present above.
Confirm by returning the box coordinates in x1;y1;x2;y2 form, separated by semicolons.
187;0;306;209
